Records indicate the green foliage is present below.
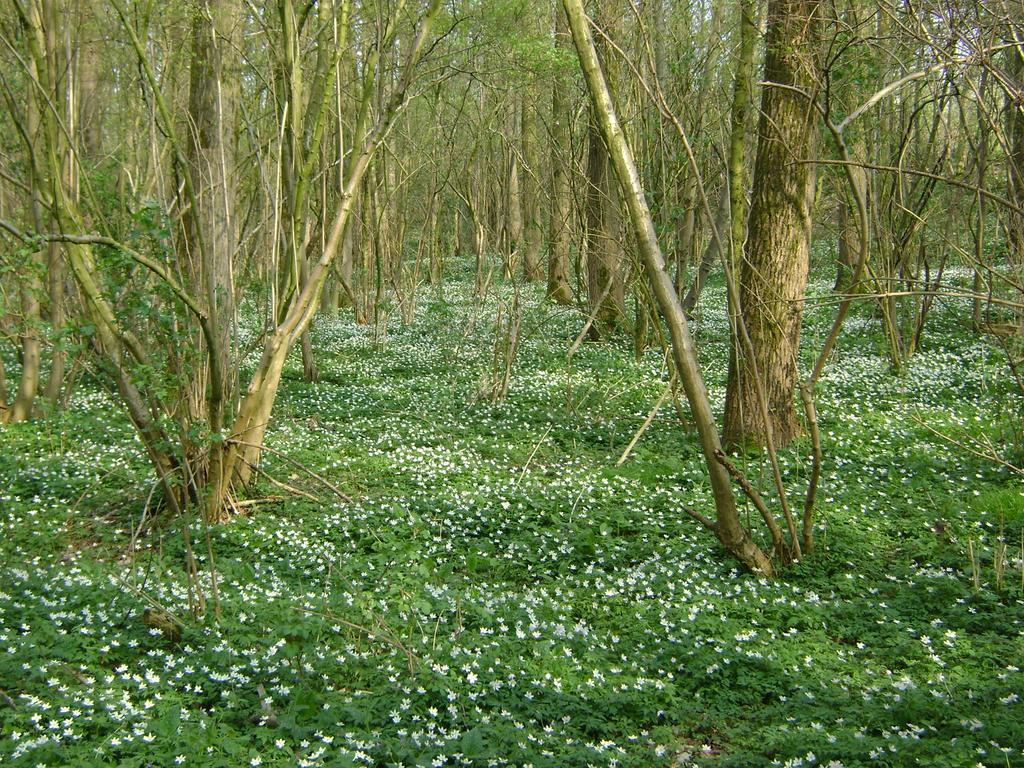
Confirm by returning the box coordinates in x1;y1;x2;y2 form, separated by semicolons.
1;273;1022;767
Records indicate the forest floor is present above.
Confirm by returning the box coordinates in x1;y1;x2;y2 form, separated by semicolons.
1;268;1023;767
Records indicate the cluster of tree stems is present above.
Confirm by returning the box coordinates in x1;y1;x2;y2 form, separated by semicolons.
1;0;1022;577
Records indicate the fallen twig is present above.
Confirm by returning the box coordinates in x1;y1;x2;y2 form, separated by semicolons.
616;381;673;466
229;439;353;502
293;605;417;674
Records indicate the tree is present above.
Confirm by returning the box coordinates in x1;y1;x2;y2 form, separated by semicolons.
723;0;822;450
2;0;444;523
582;3;624;338
521;90;543;282
178;0;242;490
1007;42;1024;288
561;0;776;575
547;5;574;304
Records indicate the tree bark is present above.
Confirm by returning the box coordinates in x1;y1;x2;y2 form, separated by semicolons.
504;99;523;279
726;0;756;274
723;0;821;450
681;192;730;314
521;92;543;282
547;7;573;304
183;0;241;443
1007;44;1024;292
585;115;624;337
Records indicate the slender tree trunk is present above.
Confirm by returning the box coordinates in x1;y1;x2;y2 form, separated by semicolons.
723;0;821;450
180;0;241;514
505;100;523;279
583;4;624;336
521;92;543;282
585;116;623;337
77;8;102;158
9;266;42;423
217;0;443;502
183;0;240;437
41;0;74;406
681;192;730;314
972;70;989;330
1007;44;1024;310
547;7;573;303
726;0;756;273
7;0;52;423
831;3;869;294
673;175;696;294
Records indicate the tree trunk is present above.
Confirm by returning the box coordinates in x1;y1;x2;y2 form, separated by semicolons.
681;192;730;314
585;115;624;337
1007;44;1024;302
723;0;821;450
6;0;52;423
183;0;240;444
726;0;756;273
673;175;696;295
521;92;543;282
504;100;523;279
561;0;773;575
972;70;989;330
216;0;443;504
547;7;573;304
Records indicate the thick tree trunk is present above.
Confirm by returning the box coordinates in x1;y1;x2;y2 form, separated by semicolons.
723;0;821;450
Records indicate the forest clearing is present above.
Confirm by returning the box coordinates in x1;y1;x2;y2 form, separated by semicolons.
1;0;1024;765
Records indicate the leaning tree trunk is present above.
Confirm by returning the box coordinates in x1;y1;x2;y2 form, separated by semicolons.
562;0;774;575
723;0;821;450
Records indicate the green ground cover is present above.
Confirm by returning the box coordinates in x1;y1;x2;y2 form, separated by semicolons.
1;274;1022;767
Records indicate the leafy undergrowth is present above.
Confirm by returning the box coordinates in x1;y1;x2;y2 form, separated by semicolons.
1;273;1022;767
